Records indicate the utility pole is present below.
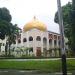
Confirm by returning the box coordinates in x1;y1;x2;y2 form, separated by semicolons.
57;0;67;75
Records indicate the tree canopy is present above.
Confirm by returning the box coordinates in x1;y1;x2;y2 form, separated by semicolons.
0;20;9;39
0;7;21;40
0;7;12;22
54;1;75;53
54;2;72;37
0;7;12;40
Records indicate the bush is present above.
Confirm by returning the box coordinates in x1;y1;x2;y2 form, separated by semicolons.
0;55;15;58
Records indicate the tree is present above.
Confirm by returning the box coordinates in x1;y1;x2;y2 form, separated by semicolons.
7;23;21;55
0;7;12;22
0;20;9;40
0;7;12;55
0;7;21;55
54;1;75;54
68;0;75;53
54;2;72;37
0;7;12;40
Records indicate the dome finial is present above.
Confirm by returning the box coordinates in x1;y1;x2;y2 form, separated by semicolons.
33;16;36;20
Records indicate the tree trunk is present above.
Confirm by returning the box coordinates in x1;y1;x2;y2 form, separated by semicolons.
8;37;11;56
5;43;8;56
8;44;11;55
0;45;1;52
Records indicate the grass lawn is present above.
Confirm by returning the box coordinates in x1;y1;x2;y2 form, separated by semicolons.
0;59;75;73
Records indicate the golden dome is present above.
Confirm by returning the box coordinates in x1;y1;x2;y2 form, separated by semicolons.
23;17;47;32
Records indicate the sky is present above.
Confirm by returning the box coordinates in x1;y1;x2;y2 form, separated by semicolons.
0;0;71;33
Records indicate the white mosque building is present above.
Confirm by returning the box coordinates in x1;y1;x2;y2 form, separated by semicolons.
0;17;61;57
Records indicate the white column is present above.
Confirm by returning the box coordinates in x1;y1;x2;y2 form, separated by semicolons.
33;35;36;56
27;31;29;55
57;36;59;48
47;32;49;50
51;35;54;57
52;39;54;49
32;30;37;56
41;32;43;53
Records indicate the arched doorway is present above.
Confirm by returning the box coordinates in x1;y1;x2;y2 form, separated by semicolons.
43;37;47;56
49;39;52;48
36;47;41;56
43;37;47;47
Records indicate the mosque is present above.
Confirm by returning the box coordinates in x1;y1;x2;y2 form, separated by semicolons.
0;17;61;57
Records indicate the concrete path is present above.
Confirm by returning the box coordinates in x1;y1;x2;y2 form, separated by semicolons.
0;58;75;61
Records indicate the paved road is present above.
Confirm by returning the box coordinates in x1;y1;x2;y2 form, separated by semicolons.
0;70;72;75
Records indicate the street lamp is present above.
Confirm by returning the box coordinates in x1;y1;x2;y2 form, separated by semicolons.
57;0;67;75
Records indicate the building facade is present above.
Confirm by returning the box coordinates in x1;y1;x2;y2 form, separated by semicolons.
0;17;61;57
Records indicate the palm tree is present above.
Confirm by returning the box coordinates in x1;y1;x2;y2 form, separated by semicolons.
7;23;21;55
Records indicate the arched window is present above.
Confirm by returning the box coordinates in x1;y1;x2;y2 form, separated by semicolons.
43;37;47;42
29;36;33;41
54;35;57;40
18;39;21;43
49;34;53;39
43;37;47;47
49;39;52;45
23;38;27;42
36;36;41;41
58;40;60;46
